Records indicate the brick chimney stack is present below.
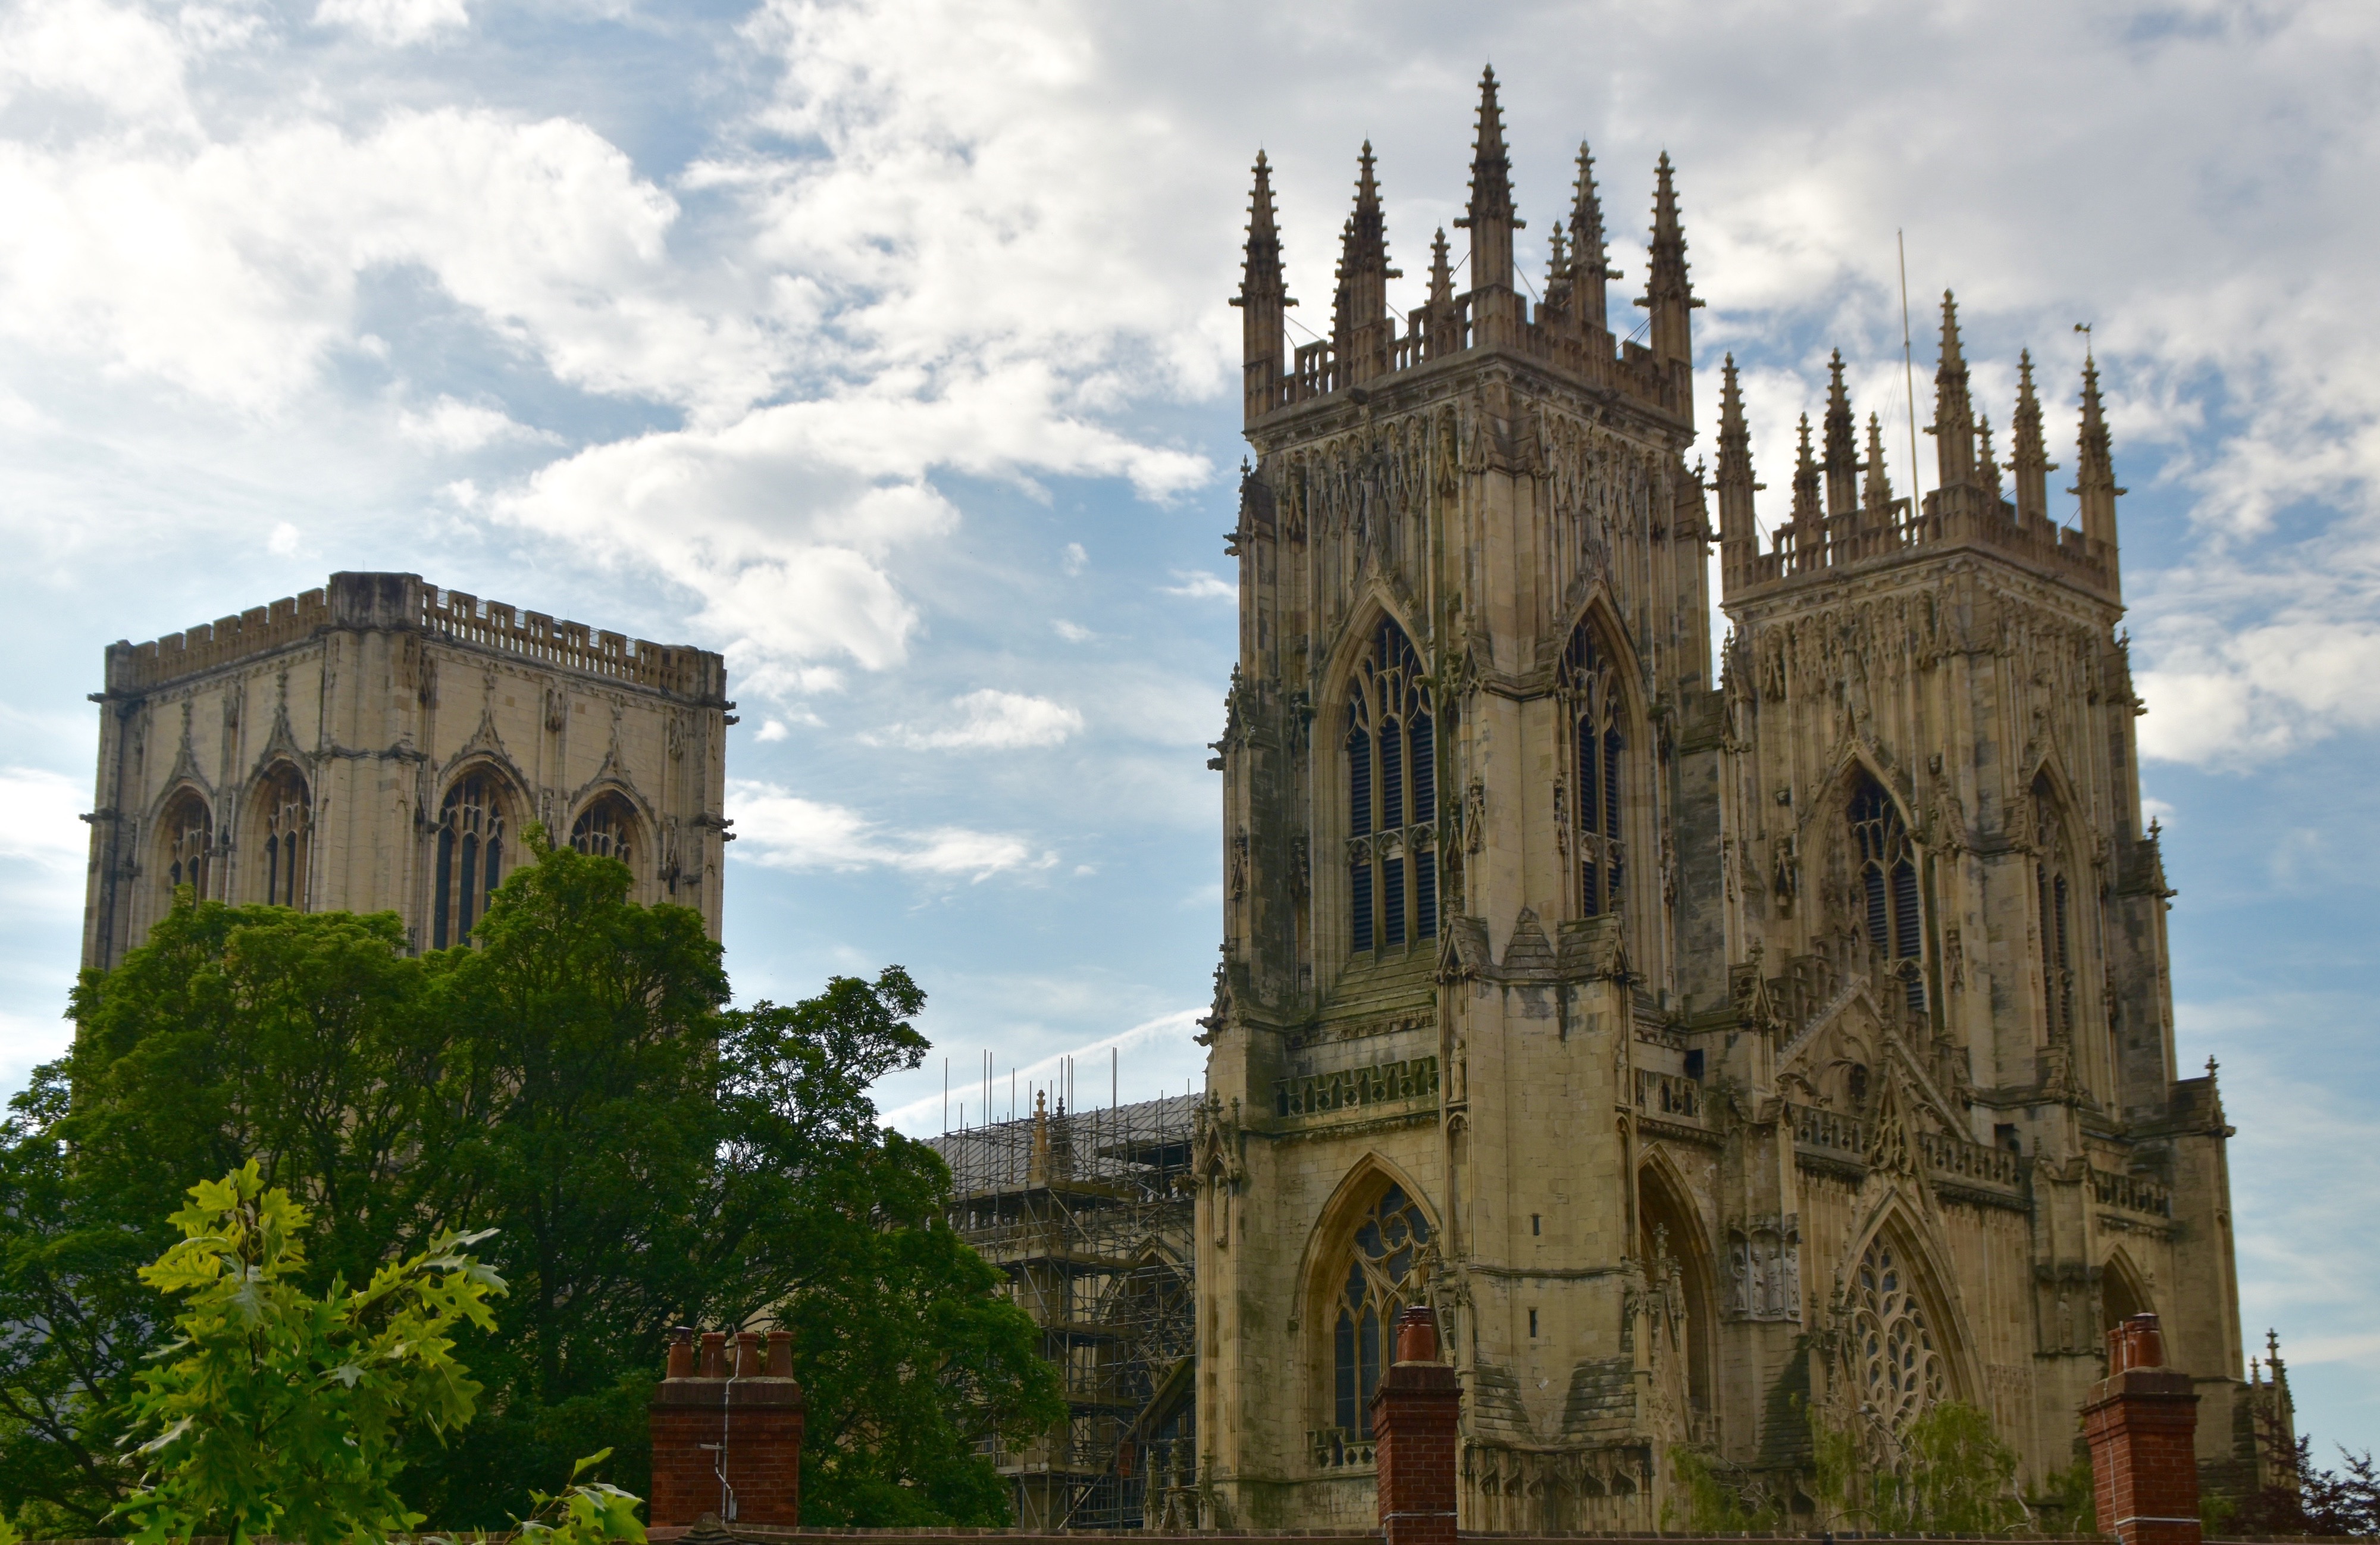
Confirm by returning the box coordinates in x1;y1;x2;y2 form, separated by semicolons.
1371;1306;1461;1545
2084;1312;2201;1545
650;1326;806;1529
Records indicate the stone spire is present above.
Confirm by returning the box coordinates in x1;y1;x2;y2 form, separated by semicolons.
1822;349;1859;518
1424;226;1456;359
1427;226;1454;308
1230;151;1291;423
1568;141;1620;332
1639;152;1702;373
1716;355;1759;589
2072;349;2126;561
1457;66;1520;321
1332;142;1399;384
1543;223;1571;315
1977;412;2005;502
1930;290;1977;490
2011;348;2058;527
1862;412;1896;520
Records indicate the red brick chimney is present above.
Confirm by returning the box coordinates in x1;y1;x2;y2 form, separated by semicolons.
2084;1312;2201;1545
1371;1306;1461;1545
650;1326;806;1528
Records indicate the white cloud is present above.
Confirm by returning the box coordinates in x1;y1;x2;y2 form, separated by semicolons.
266;520;299;555
728;777;1052;880
1160;570;1232;601
0;766;89;917
1061;541;1087;575
1053;618;1092;642
0;0;195;127
754;717;790;742
869;688;1082;750
313;0;466;46
395;395;555;453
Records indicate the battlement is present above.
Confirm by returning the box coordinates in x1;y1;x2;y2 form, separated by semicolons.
104;571;727;701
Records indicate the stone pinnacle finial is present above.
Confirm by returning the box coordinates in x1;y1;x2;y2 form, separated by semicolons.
1458;65;1520;302
1638;152;1701;371
1931;289;1977;490
1428;227;1454;307
1863;411;1896;517
1822;349;1859;518
1791;413;1822;526
1715;355;1759;594
2072;348;2125;557
1568;140;1620;331
2012;347;2058;526
1332;140;1398;378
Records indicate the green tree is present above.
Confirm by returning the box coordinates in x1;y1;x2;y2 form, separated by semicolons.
0;840;1057;1531
114;1161;503;1545
1811;1399;2026;1534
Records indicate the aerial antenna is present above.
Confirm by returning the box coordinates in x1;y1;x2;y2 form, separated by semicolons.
1899;230;1922;512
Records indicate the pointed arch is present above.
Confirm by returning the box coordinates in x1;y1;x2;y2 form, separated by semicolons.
1833;763;1928;1016
568;785;646;884
1297;1155;1442;1443
1330;608;1438;958
430;761;524;949
1636;1150;1718;1419
1558;597;1643;924
153;783;214;903
1837;1202;1983;1422
247;759;312;909
2101;1246;2153;1335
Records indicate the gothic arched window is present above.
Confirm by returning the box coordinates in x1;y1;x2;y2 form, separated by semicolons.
2034;774;2075;1042
158;789;212;902
1332;1183;1433;1438
254;764;311;909
1561;622;1626;917
1851;1234;1943;1434
1346;619;1435;954
1849;776;1925;1013
570;792;638;868
431;771;511;949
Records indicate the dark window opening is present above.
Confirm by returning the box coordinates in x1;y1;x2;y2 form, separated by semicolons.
1562;621;1627;919
1850;775;1926;1012
1345;619;1431;955
1331;1184;1432;1437
432;772;509;949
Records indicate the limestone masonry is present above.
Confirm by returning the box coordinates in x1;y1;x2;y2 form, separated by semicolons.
81;570;732;965
1191;69;2281;1531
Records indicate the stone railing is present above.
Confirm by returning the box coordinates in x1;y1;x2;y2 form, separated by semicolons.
1788;1106;2027;1202
1308;1426;1377;1471
1790;1104;1867;1160
1918;1130;2025;1190
2091;1166;2173;1219
1733;480;2114;600
1277;1056;1439;1119
1634;1069;1703;1123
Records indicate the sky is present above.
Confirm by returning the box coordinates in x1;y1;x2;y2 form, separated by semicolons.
0;0;2376;1459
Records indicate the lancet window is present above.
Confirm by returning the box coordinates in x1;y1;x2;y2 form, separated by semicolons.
1561;621;1626;918
158;790;212;901
1850;1235;1943;1433
570;792;637;868
1345;619;1436;953
255;764;311;909
2034;775;2075;1042
431;771;511;949
1331;1183;1433;1438
1849;777;1925;1012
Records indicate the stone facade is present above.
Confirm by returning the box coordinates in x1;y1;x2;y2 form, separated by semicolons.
82;570;731;966
1195;70;2266;1531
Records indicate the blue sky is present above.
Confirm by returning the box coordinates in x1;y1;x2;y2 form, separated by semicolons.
1;0;2376;1458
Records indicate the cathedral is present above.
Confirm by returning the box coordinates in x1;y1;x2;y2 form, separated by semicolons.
1193;70;2265;1530
80;570;732;967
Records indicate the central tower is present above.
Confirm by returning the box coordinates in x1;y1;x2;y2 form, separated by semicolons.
1198;71;1718;1528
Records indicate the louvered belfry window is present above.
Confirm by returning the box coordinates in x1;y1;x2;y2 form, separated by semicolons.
432;772;509;949
1849;775;1925;1012
1561;622;1626;917
1346;618;1436;955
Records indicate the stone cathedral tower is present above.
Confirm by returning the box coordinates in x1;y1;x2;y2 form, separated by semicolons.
1194;71;2261;1531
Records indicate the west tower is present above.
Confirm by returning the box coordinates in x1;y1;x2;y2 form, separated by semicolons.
82;571;732;966
1195;76;2262;1530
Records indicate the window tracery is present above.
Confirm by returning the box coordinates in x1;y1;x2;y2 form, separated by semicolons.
1346;620;1435;953
255;764;311;909
432;771;511;949
159;790;212;901
1851;1236;1943;1434
1849;776;1925;1012
570;792;637;868
1330;1183;1433;1438
1560;621;1626;917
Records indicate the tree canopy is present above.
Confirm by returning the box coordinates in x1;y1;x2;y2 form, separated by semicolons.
0;833;1060;1533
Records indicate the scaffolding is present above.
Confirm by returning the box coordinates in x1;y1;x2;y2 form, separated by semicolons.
932;1092;1200;1531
